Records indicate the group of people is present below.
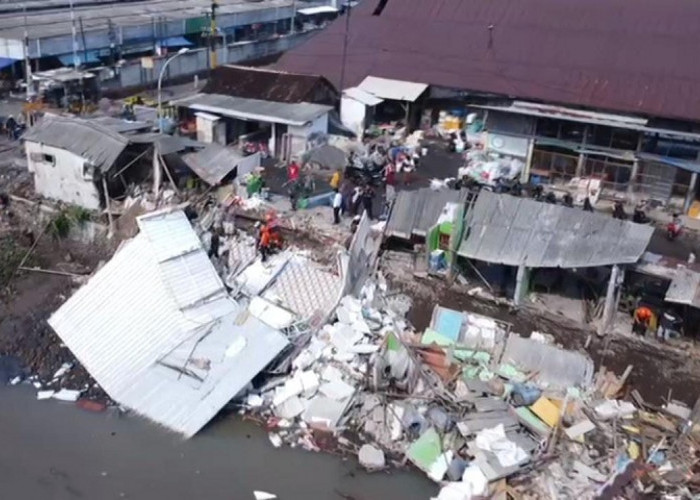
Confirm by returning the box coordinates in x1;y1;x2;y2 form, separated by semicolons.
633;305;682;342
332;182;376;224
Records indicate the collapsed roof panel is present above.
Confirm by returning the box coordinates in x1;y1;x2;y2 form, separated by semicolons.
48;208;289;438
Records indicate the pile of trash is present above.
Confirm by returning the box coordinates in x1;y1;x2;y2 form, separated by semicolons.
235;274;700;499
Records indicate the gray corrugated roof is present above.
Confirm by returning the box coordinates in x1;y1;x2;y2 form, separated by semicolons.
386;188;469;239
666;267;700;308
48;209;289;438
173;93;332;127
181;144;246;185
458;191;654;268
23;115;129;171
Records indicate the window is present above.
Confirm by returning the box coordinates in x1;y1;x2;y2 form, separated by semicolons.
42;154;55;165
30;152;55;165
82;163;95;181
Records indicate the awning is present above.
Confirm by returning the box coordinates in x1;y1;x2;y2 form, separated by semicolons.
665;267;700;308
182;144;260;185
0;57;18;70
160;36;194;48
173;93;332;127
298;6;339;15
636;152;700;174
458;191;654;268
358;76;427;102
343;86;383;106
58;51;102;66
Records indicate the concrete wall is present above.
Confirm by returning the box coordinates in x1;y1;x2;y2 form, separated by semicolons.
26;142;101;210
100;30;318;91
287;112;330;158
340;96;367;138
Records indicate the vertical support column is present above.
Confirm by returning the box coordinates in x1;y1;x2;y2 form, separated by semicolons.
514;264;530;306
270;122;277;158
152;144;161;198
685;172;698;214
627;133;644;196
598;264;620;336
520;139;534;183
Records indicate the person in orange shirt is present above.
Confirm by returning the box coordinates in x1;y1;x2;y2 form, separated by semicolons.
633;306;653;337
259;224;271;262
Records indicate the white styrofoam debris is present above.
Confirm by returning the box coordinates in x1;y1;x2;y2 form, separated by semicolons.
37;390;55;400
268;433;283;448
664;402;691;421
32;381;42;389
274;396;306;420
319;379;356;401
564;419;596;440
253;491;277;500
10;376;21;385
349;344;380;354
475;424;528;468
52;389;82;402
245;394;264;408
52;362;73;380
320;365;343;382
358;444;386;469
272;376;304;406
428;451;454;482
299;371;320;397
594;400;636;420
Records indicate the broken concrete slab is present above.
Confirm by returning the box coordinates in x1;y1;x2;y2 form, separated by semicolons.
564;419;596;440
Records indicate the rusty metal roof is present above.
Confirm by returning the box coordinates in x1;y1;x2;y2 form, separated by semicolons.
277;0;700;122
458;191;654;268
202;65;338;105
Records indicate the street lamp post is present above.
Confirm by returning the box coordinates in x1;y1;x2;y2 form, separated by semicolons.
157;47;189;133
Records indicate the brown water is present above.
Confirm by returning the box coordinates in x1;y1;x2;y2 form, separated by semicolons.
0;386;436;500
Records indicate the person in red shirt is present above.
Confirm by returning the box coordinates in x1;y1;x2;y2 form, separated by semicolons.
288;161;300;183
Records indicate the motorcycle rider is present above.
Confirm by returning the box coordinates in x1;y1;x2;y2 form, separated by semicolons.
633;202;650;224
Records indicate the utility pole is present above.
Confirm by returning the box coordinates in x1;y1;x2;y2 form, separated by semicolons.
23;3;32;99
209;0;218;69
338;1;352;92
69;0;79;68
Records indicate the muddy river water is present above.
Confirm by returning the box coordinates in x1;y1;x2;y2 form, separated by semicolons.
0;386;436;500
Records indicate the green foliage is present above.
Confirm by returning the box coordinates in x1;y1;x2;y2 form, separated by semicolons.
49;206;92;239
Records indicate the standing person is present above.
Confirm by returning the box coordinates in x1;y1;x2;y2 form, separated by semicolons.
632;305;653;337
361;185;375;220
330;168;342;190
288;160;300;183
259;223;271;262
583;196;594;212
339;179;353;215
384;162;397;204
657;310;680;342
351;185;363;215
208;228;221;259
332;188;342;224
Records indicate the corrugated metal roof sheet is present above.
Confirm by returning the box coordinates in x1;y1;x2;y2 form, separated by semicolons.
358;76;427;102
48;208;288;438
276;0;700;122
23;115;129;171
263;255;342;320
181;144;251;186
458;191;654;268
173;93;333;127
343;86;383;106
202;65;337;105
386;188;469;239
666;267;700;308
501;334;594;389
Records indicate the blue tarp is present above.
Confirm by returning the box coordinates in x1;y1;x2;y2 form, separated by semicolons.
0;57;17;70
637;152;700;174
58;51;102;66
160;36;193;48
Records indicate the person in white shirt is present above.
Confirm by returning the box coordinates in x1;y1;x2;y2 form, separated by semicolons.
332;189;342;224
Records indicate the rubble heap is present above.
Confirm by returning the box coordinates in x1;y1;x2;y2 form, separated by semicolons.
235;275;700;500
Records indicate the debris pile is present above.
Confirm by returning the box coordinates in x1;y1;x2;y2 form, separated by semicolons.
235;276;700;499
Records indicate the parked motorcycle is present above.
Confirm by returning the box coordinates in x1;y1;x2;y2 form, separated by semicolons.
632;202;651;224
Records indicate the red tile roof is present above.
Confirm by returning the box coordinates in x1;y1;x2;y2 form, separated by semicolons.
276;0;700;122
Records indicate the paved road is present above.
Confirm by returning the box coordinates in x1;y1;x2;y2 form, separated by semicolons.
0;386;436;500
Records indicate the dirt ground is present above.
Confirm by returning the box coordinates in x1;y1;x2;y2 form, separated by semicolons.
386;263;700;408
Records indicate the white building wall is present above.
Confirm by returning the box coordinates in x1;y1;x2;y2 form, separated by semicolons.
286;112;330;159
340;97;367;138
26;141;101;210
